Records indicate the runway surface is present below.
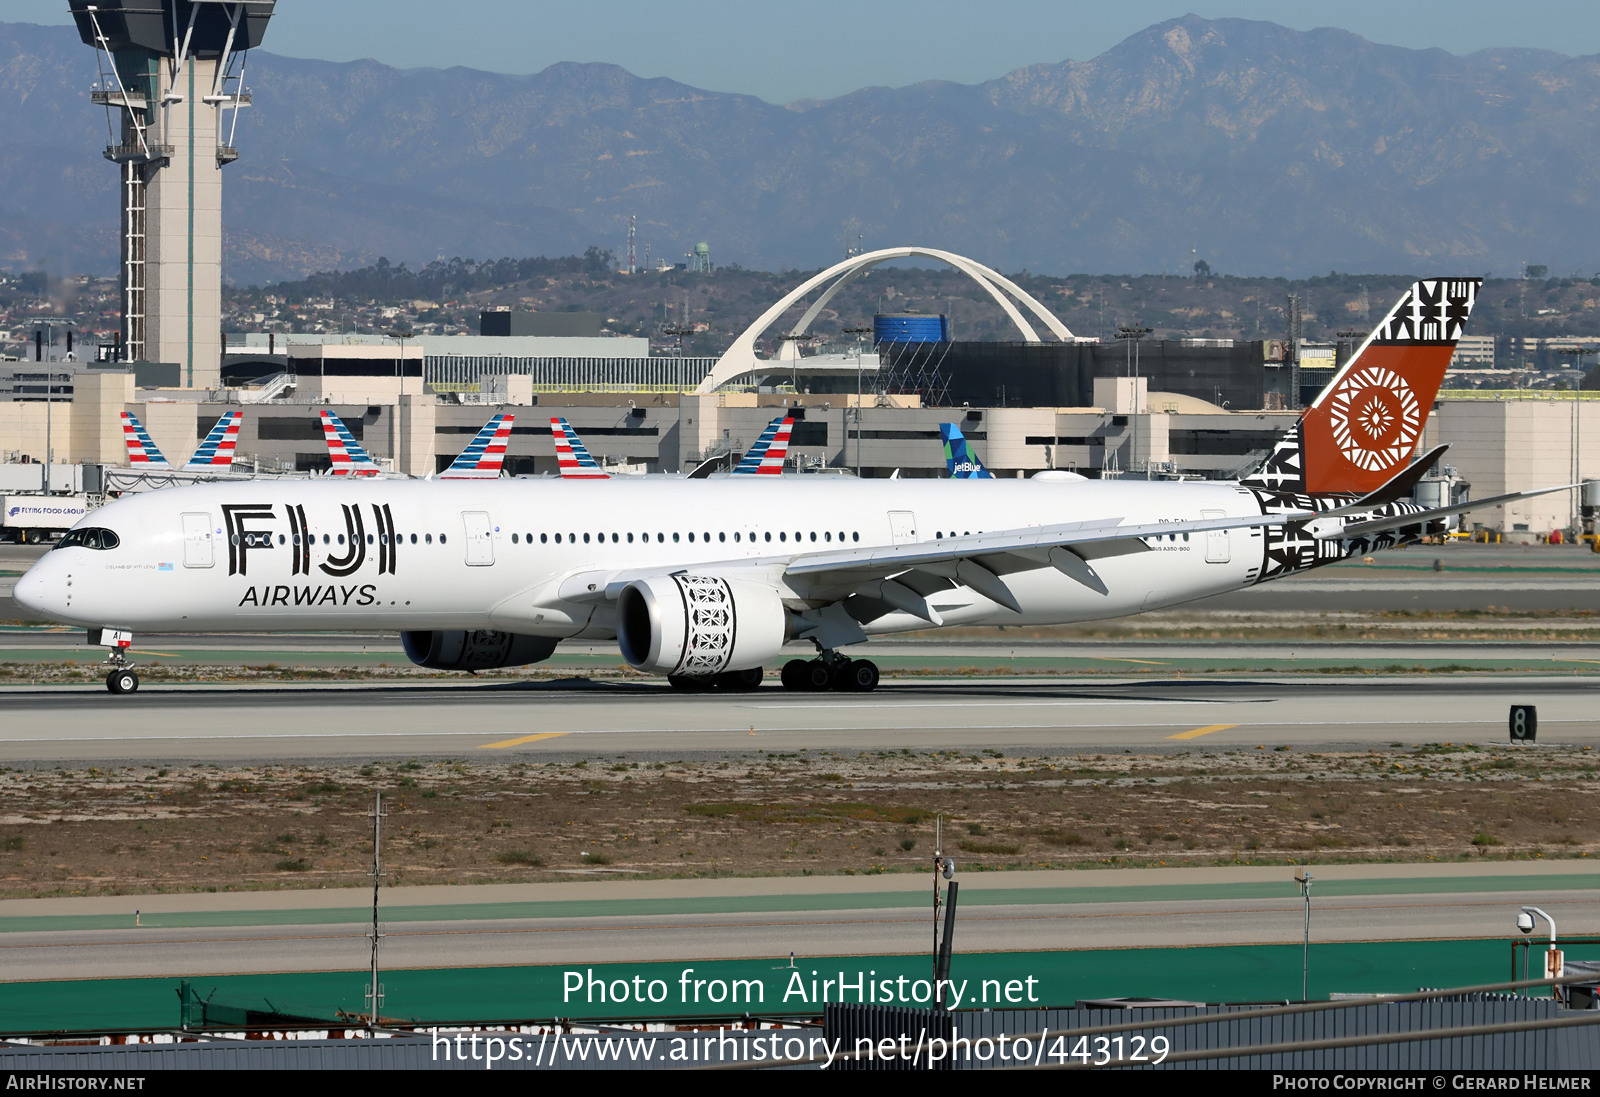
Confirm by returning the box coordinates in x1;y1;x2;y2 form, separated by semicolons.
2;864;1589;981
0;674;1592;764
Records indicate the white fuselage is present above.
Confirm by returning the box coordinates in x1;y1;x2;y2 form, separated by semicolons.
16;477;1275;641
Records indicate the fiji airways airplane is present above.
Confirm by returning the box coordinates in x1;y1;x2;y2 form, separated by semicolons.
15;279;1568;695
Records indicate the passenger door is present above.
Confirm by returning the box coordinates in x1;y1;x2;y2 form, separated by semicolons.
462;511;495;566
181;512;214;569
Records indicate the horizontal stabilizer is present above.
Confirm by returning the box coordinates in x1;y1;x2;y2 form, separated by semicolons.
1314;483;1578;540
1317;444;1451;517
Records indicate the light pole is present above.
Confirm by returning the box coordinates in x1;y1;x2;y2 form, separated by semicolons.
843;326;873;476
33;319;76;493
387;327;412;475
1554;347;1596;539
1116;326;1152;477
1294;870;1314;1000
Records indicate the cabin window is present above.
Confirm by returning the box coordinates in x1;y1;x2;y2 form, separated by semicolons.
779;532;786;542
672;532;680;543
719;532;726;543
626;532;634;543
611;533;619;543
323;534;330;545
852;532;860;542
688;532;695;543
764;532;771;542
278;534;286;546
440;534;447;544
541;533;548;544
511;533;519;544
337;534;345;545
583;533;591;544
657;533;665;543
410;534;418;544
810;532;817;542
825;532;832;542
425;534;433;544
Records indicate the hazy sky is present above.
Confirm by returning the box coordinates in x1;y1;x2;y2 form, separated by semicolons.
19;1;1600;104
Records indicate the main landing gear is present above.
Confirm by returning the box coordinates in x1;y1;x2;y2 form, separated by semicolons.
780;656;879;692
664;657;882;693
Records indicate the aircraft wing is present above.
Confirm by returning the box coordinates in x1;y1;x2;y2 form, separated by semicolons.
549;510;1308;611
778;511;1304;603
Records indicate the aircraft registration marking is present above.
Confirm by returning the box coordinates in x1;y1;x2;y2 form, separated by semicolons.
478;732;572;749
1167;724;1239;741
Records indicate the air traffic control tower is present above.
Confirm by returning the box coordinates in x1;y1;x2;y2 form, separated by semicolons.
71;1;275;389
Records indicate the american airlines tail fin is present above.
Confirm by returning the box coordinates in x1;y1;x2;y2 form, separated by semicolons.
119;411;172;469
318;409;383;477
940;422;994;479
733;415;793;475
182;411;243;472
441;413;515;479
1242;277;1482;496
550;417;609;479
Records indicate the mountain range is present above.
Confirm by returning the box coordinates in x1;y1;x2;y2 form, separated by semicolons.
1;15;1597;284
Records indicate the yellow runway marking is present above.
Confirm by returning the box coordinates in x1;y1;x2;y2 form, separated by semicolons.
129;650;182;658
1096;657;1170;665
479;732;571;749
1167;723;1238;741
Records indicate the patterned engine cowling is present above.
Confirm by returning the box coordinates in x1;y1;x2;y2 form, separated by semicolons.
616;574;788;677
401;630;559;670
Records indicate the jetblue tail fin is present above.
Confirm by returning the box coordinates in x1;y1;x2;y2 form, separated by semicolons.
940;422;993;479
550;417;609;479
182;411;243;472
318;409;383;476
732;415;794;475
1242;278;1482;496
119;411;172;469
442;413;515;479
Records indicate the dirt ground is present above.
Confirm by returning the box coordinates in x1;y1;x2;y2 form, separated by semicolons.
0;743;1596;899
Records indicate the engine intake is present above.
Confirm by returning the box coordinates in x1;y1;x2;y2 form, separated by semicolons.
401;629;559;670
617;574;787;676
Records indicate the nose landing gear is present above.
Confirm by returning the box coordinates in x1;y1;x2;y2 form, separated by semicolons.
106;666;140;694
91;628;139;695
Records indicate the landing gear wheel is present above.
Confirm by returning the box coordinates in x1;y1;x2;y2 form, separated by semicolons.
802;660;835;691
714;667;764;691
839;659;879;692
781;659;811;690
668;674;713;691
106;669;139;695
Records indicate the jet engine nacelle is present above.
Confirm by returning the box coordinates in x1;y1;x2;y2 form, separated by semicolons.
401;629;559;670
616;574;788;677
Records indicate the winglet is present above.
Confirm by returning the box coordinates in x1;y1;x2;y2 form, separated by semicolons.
551;417;609;479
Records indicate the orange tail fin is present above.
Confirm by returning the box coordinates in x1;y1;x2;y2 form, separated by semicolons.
1244;278;1481;496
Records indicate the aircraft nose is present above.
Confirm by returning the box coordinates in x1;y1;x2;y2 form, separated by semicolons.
12;558;60;618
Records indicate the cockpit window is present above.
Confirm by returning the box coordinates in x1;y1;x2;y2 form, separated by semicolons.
55;527;120;551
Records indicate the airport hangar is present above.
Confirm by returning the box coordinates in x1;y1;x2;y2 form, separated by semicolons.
3;246;1595;537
